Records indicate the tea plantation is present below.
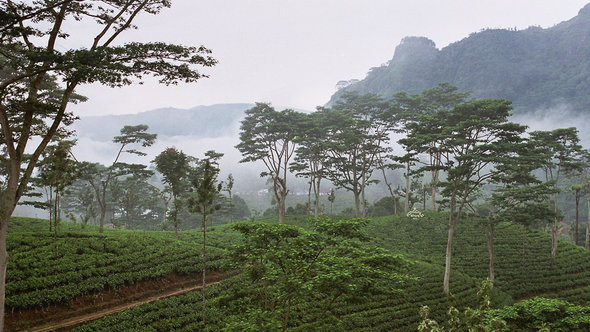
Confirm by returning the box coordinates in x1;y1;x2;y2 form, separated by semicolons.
7;213;590;331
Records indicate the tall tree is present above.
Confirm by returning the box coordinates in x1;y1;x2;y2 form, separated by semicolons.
153;147;189;239
224;173;235;222
529;128;583;259
568;149;590;247
236;104;302;223
81;125;156;233
325;92;390;217
155;186;173;229
570;183;585;246
576;150;590;250
116;169;156;229
416;83;469;210
0;1;215;326
291;110;331;218
390;91;423;213
62;179;98;228
392;83;469;211
36;140;79;258
402;98;526;294
327;188;336;215
187;158;222;326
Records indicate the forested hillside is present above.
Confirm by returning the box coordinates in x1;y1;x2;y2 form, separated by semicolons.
329;3;590;114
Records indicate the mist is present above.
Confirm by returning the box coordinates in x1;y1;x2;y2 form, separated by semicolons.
512;104;590;145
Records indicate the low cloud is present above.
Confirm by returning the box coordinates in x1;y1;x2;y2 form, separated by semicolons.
511;104;590;146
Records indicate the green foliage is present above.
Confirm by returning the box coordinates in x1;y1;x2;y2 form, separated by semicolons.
4;218;238;310
230;217;411;328
217;194;250;223
80;124;157;233
8;217;97;233
10;211;590;331
154;147;190;235
400;97;527;294
286;203;308;215
322;92;392;217
290;111;332;217
367;211;590;304
153;147;190;198
1;0;217;326
371;196;402;217
418;279;507;332
236;103;304;222
188;159;223;223
486;297;590;331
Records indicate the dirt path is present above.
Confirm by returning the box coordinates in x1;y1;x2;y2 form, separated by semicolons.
31;280;222;332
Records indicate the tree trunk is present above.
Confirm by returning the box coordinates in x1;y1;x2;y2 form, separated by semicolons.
585;198;590;250
431;185;437;211
228;192;233;223
380;165;397;215
361;174;367;217
279;146;290;223
98;204;106;233
485;223;495;287
314;178;321;218
49;189;53;232
0;219;8;332
404;161;410;213
173;195;179;239
0;182;17;332
574;189;590;245
278;193;286;223
162;199;169;226
429;149;439;211
98;183;108;233
353;190;361;217
202;214;207;325
53;190;59;259
551;222;558;259
551;190;559;259
306;180;312;216
443;216;455;295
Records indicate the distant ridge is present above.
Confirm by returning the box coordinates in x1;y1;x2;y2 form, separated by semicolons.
73;103;253;141
329;3;590;114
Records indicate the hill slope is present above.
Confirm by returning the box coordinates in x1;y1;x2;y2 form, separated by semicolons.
72;103;253;142
367;211;590;303
329;3;590;115
8;213;590;330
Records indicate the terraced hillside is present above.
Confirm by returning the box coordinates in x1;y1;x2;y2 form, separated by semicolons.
367;211;590;304
5;217;238;330
6;213;590;331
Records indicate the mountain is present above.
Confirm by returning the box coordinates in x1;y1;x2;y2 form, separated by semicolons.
329;3;590;114
73;103;254;142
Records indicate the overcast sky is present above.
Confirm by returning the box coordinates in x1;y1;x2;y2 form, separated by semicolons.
67;1;589;117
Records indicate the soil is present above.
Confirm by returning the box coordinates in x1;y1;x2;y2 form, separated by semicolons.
6;271;230;332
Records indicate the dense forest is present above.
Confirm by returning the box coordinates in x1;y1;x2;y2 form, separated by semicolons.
3;1;590;331
329;3;590;115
